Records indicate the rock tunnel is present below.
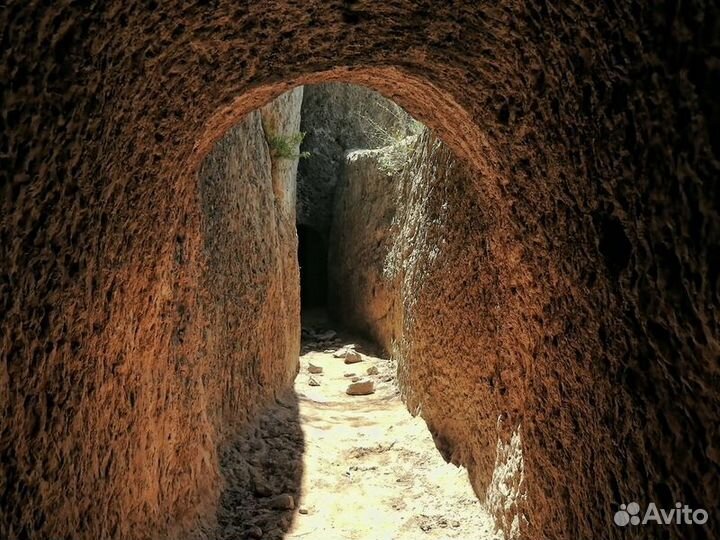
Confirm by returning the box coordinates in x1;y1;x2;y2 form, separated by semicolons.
1;2;719;539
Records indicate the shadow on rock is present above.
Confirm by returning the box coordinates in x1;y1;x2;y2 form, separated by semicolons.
215;391;305;540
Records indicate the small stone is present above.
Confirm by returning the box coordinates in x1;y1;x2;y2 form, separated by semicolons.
343;350;363;364
343;372;356;378
269;493;295;510
308;376;320;386
366;365;379;375
298;507;309;515
346;379;375;395
245;525;263;538
308;362;323;374
451;520;460;528
351;376;361;382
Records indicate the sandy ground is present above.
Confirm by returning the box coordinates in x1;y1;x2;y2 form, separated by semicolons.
215;321;498;540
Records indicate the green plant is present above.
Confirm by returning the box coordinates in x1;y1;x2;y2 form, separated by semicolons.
266;132;310;160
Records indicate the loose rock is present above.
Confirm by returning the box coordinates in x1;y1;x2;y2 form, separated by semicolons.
308;362;323;374
268;493;295;510
346;379;375;395
343;372;356;378
366;365;379;375
308;377;320;386
343;350;363;364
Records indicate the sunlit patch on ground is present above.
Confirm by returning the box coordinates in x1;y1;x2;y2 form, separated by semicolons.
217;318;498;539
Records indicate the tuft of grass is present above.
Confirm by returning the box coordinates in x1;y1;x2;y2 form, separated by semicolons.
374;133;424;175
266;132;310;160
352;99;427;175
355;100;424;148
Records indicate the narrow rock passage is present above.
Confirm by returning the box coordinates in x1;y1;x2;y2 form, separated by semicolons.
217;321;498;539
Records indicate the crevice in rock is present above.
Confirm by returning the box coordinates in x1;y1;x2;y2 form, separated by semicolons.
297;223;328;310
209;83;505;539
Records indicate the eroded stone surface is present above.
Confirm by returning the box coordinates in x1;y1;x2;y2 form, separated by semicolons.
297;84;416;235
1;3;718;540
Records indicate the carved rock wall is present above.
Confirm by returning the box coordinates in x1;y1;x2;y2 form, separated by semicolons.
0;78;302;539
330;130;530;534
1;2;718;539
296;83;415;235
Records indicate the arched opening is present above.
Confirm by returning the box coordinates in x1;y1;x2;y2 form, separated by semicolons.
2;5;717;540
201;82;502;537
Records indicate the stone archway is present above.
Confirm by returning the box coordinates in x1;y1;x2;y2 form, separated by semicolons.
1;3;718;540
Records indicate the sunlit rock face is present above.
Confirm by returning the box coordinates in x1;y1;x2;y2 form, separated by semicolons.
330;129;532;533
328;130;422;350
1;2;718;540
296;83;415;237
198;86;303;440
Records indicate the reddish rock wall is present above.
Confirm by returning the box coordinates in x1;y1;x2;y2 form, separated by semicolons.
198;87;302;442
1;2;718;540
0;76;302;538
329;130;533;535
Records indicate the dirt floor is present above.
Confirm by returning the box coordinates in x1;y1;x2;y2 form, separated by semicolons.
215;318;498;540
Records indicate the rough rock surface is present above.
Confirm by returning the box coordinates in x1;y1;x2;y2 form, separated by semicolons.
328;137;416;348
1;76;302;537
330;129;519;528
1;3;719;540
296;84;416;235
332;122;720;539
260;88;305;215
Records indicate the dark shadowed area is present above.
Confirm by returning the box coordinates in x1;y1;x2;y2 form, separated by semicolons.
297;224;328;310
